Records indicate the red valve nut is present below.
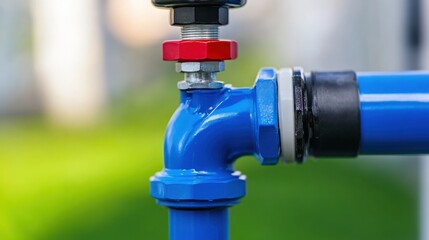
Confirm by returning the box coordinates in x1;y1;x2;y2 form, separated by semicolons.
163;40;238;61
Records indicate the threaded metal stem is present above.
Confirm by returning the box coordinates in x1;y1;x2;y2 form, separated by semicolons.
181;25;219;40
178;25;222;89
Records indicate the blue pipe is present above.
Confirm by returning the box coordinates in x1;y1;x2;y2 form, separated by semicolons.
151;69;429;240
358;72;429;154
150;68;280;240
169;208;229;240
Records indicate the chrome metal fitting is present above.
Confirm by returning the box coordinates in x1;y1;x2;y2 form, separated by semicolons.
178;72;224;90
177;80;224;90
175;24;226;90
176;62;225;73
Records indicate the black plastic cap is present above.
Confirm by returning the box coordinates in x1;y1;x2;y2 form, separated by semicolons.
152;0;246;8
306;71;361;157
171;6;228;25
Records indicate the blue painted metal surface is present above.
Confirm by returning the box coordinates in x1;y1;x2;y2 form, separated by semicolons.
150;68;280;240
151;69;429;240
169;208;229;240
358;72;429;154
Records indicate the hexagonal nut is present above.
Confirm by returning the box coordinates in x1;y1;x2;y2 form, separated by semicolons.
171;6;228;25
163;40;238;61
176;62;225;73
254;68;280;165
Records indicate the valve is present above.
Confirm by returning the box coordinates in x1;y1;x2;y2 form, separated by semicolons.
153;0;245;90
151;2;429;240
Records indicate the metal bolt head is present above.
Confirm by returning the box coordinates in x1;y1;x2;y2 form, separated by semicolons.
176;62;225;73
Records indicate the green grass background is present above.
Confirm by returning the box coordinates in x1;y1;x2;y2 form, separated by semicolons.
0;52;419;239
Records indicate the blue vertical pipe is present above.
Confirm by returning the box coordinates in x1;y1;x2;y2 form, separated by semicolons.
358;72;429;154
169;208;229;240
150;69;280;240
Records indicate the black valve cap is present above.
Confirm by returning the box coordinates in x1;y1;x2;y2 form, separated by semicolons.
152;0;246;8
171;6;228;25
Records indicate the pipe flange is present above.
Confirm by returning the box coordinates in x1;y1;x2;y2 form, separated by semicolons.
277;69;296;163
292;67;307;163
150;168;246;208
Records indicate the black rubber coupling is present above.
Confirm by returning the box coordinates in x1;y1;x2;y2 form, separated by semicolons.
295;71;361;159
306;71;361;157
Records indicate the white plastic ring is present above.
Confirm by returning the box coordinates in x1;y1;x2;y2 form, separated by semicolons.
277;69;296;163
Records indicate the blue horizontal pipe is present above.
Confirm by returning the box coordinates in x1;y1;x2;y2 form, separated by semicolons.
358;72;429;154
169;208;229;240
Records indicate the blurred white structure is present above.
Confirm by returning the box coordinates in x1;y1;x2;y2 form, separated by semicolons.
32;0;105;126
106;0;170;48
0;0;37;115
269;1;427;239
274;0;409;71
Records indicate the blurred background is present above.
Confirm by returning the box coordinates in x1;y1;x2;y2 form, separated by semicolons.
0;0;427;239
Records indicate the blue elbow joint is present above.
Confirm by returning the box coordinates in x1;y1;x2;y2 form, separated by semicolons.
150;68;280;208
